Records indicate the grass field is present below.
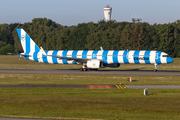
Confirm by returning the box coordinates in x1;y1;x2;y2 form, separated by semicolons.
1;88;180;120
0;73;180;85
0;55;180;119
0;55;180;71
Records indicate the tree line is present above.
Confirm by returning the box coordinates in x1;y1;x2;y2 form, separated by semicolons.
0;18;180;57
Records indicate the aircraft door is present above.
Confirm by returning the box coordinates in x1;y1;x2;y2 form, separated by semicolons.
155;53;158;59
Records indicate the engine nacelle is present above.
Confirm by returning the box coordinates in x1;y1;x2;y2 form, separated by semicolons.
87;60;102;69
103;63;120;68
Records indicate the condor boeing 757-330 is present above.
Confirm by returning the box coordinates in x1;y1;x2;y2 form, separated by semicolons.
16;28;174;72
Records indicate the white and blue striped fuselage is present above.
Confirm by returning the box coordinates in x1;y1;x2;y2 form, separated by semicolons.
16;28;174;71
22;50;173;65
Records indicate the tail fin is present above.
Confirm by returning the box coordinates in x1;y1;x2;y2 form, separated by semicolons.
16;28;40;53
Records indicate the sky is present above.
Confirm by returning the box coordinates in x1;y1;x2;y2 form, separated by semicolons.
0;0;180;26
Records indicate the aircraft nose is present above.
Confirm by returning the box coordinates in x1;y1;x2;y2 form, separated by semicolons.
167;57;174;63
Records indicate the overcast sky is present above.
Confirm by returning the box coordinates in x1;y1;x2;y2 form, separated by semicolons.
0;0;179;26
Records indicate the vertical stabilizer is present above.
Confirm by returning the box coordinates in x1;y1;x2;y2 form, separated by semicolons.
16;28;40;53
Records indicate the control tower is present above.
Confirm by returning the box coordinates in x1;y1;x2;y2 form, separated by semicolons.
103;4;112;22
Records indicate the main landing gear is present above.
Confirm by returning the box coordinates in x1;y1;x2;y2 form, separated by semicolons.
80;63;88;71
80;68;87;71
80;68;98;71
79;64;99;71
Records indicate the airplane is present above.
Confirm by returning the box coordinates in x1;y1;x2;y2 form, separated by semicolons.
16;28;174;72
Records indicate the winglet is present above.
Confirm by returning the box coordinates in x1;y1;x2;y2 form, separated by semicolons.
100;46;103;51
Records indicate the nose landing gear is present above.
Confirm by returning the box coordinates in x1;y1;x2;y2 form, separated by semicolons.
154;63;158;72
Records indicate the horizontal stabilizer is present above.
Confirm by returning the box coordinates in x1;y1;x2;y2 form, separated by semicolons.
18;54;32;57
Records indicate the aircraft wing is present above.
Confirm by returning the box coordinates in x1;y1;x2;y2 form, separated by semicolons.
45;55;99;63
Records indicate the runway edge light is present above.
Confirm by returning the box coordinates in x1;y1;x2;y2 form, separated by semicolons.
144;88;148;96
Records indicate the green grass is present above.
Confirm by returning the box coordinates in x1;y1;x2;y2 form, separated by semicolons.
0;73;180;85
0;88;180;120
0;55;180;119
0;55;180;71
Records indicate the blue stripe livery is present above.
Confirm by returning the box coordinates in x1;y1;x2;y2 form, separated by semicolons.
155;51;162;64
25;33;30;53
113;50;119;64
92;50;98;59
102;50;109;64
133;51;140;64
62;50;68;64
43;51;49;63
82;50;88;58
16;29;21;42
144;51;151;64
52;51;58;64
33;52;39;62
72;50;78;64
16;28;174;71
123;50;129;64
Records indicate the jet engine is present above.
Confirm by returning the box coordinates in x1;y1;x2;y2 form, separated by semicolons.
87;60;102;69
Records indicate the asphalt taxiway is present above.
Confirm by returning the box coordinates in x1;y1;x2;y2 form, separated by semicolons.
0;118;58;120
0;68;180;76
1;85;180;89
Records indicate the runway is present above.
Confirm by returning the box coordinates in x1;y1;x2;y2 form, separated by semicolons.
0;68;180;76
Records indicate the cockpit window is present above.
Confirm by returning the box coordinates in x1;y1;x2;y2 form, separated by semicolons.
162;55;169;57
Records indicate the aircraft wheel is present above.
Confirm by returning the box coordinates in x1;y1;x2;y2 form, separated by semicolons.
154;69;157;72
80;68;83;71
83;68;87;71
